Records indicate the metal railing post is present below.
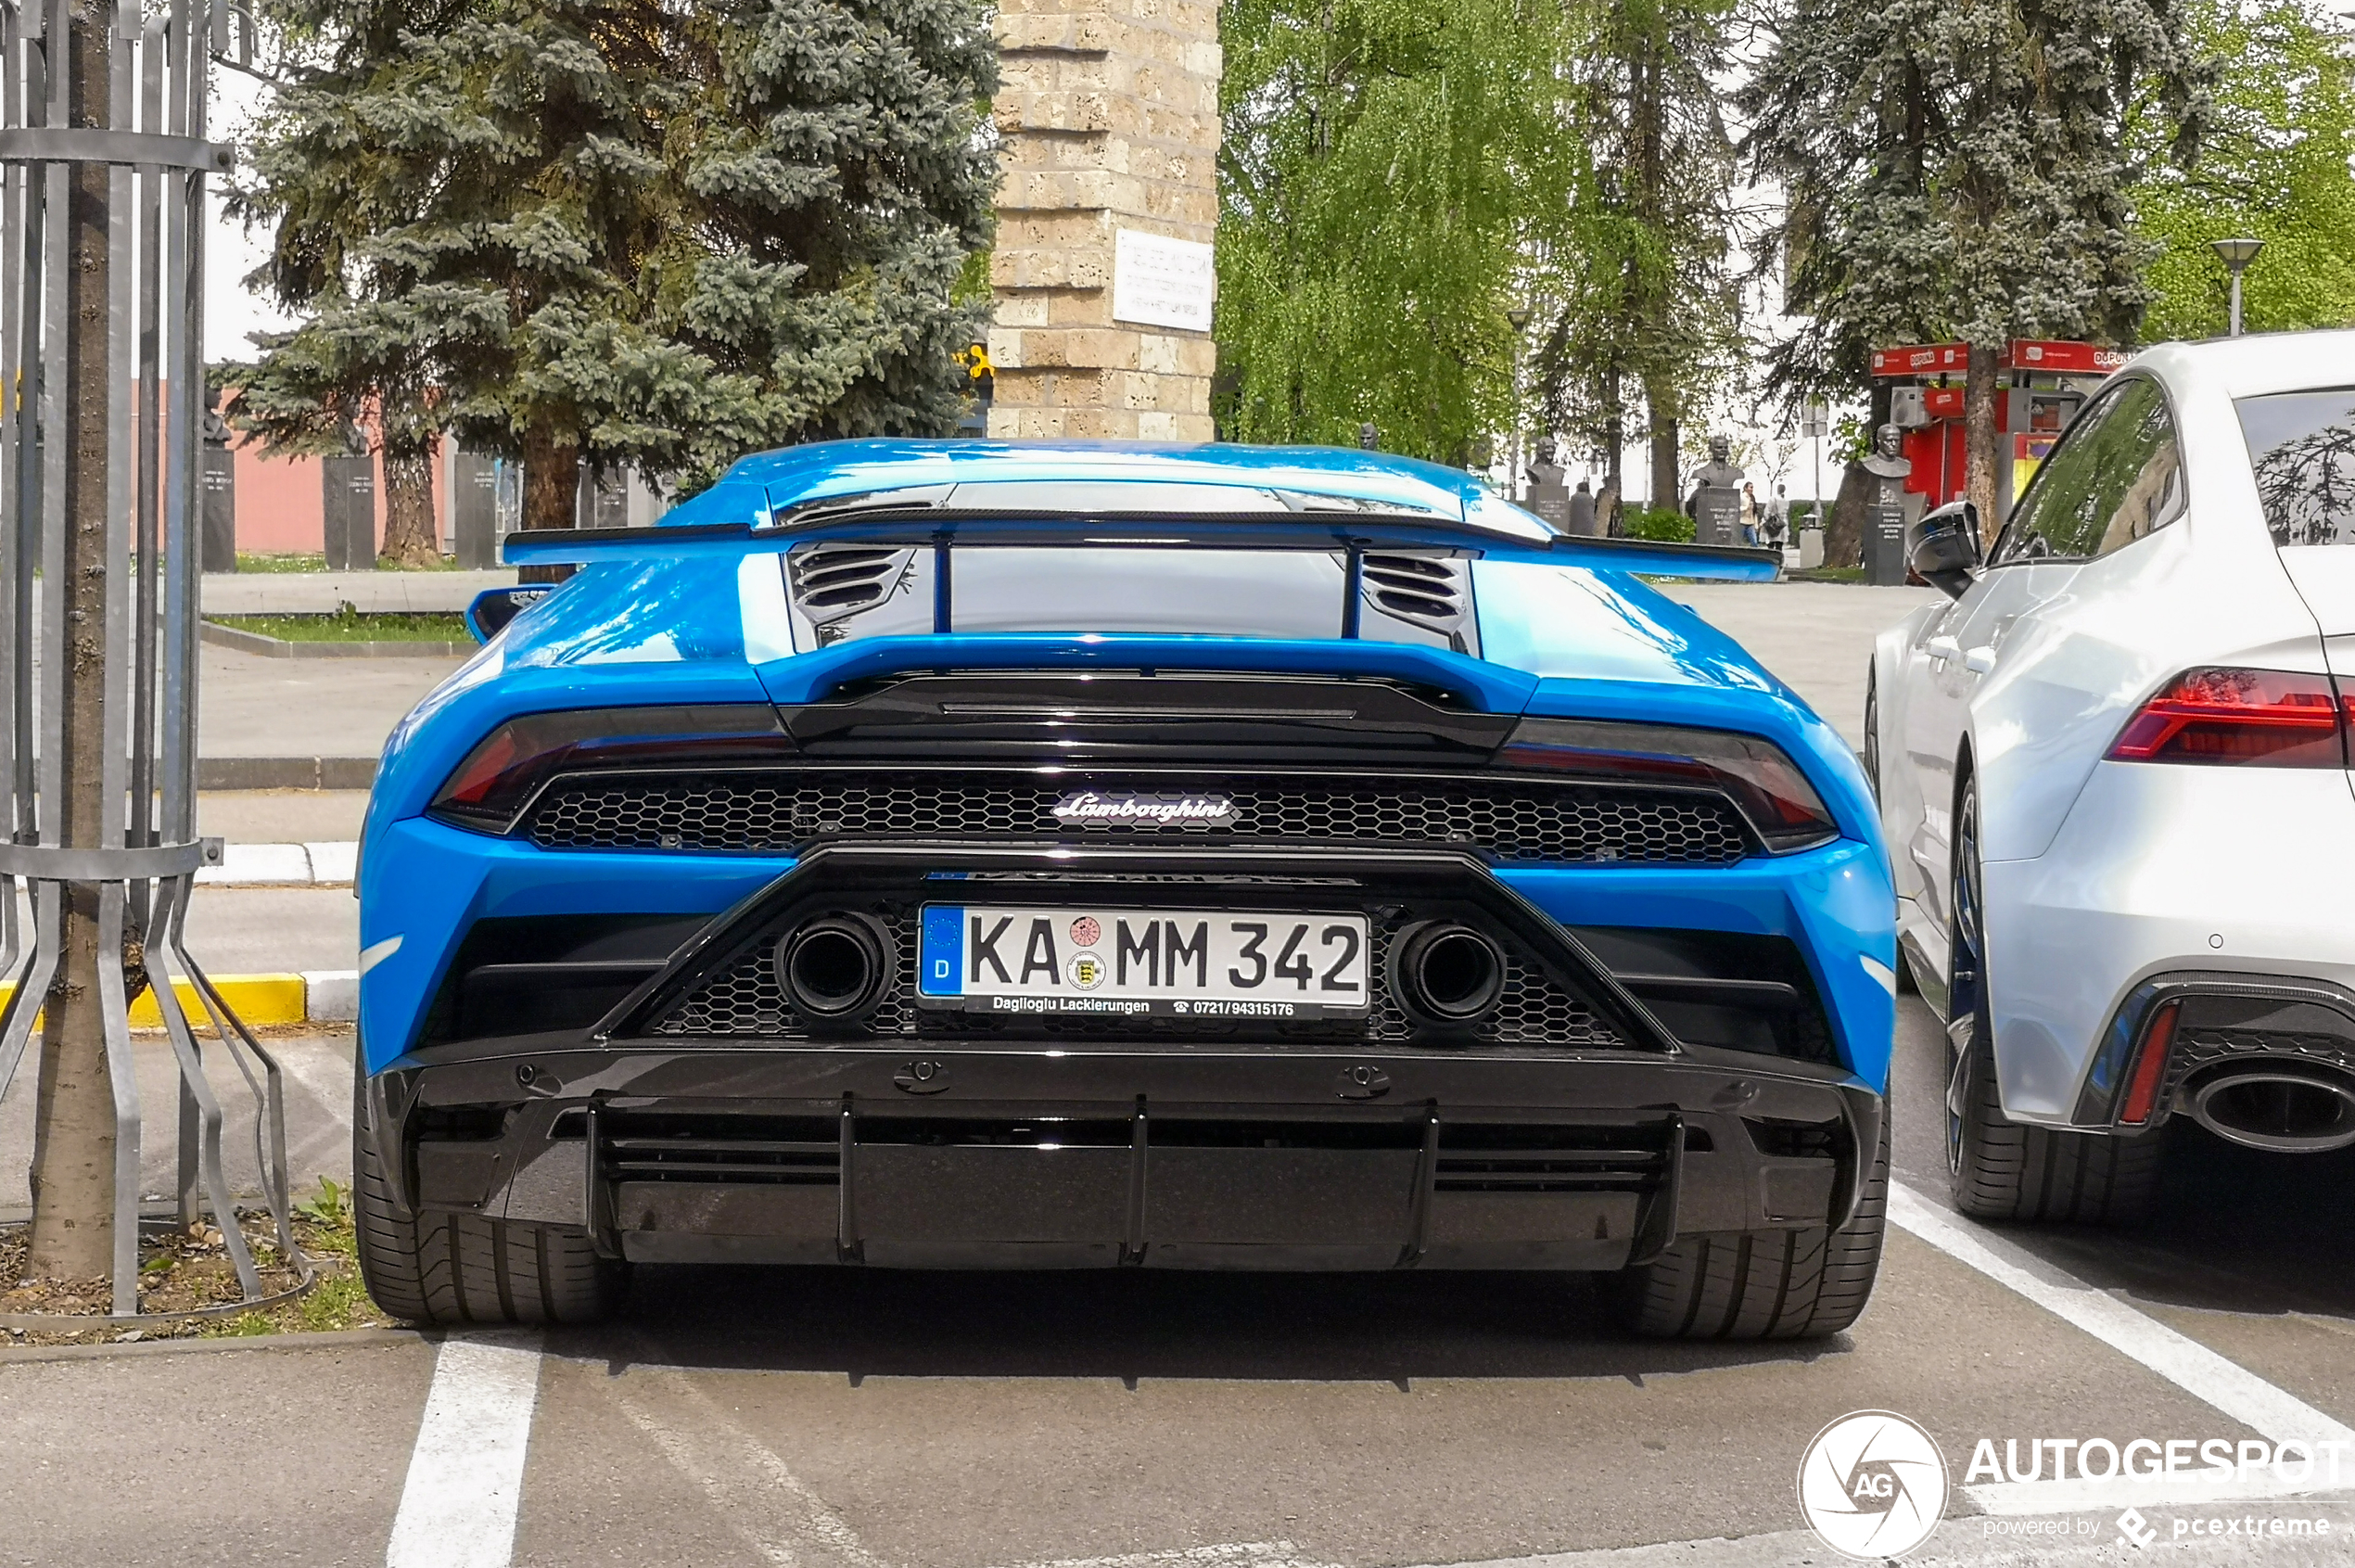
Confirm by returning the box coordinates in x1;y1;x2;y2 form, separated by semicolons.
0;0;307;1326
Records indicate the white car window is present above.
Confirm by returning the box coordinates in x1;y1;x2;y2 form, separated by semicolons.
2236;388;2355;547
1993;377;2183;564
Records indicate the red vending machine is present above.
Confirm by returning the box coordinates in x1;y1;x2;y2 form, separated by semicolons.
1867;339;2124;517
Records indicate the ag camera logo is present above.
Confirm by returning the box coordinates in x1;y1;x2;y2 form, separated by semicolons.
1797;1409;1949;1560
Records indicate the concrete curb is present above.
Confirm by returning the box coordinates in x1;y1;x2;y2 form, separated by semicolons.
199;758;377;789
0;969;358;1026
0;1327;426;1362
201;621;473;659
197;840;360;886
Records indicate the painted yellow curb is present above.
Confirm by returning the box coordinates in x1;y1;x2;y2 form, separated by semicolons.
0;974;310;1029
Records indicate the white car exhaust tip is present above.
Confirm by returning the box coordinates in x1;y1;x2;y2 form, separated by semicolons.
2186;1065;2355;1154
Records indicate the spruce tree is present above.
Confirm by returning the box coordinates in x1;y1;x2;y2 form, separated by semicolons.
235;0;997;541
1542;0;1740;515
1747;0;2211;530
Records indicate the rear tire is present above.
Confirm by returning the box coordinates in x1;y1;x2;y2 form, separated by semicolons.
352;1064;623;1325
1609;1104;1890;1340
1947;1016;2159;1223
1943;775;2158;1224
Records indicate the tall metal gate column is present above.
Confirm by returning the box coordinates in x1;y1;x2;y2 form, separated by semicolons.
0;0;304;1320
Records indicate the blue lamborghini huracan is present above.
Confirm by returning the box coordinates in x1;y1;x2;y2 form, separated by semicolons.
351;440;1896;1338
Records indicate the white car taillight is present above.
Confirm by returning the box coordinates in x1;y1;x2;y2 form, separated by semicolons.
2105;668;2351;769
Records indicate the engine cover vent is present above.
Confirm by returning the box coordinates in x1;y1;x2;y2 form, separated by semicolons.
1360;552;1469;640
789;544;918;626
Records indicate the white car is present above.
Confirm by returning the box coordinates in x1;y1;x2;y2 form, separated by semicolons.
1869;329;2355;1221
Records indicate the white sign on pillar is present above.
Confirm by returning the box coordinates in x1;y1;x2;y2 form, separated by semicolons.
1111;228;1216;333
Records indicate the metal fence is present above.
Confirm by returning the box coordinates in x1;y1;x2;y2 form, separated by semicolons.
0;0;301;1320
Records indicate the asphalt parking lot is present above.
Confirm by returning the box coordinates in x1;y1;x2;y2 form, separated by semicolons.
6;580;2349;1566
6;996;2354;1568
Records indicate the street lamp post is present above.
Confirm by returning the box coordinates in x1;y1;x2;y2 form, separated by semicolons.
1506;305;1532;500
2211;238;2265;338
1801;400;1828;539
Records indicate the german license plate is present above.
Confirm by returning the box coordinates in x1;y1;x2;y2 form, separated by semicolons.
917;906;1372;1019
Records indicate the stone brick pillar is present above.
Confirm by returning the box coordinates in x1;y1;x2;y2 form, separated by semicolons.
987;0;1220;441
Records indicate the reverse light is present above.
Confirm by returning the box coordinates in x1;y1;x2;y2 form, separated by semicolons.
2106;668;2350;768
2117;1001;2180;1127
430;706;792;833
1500;718;1839;851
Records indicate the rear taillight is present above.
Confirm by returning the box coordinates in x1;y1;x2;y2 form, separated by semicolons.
430;706;792;832
1500;718;1839;851
2117;1001;2180;1126
2106;668;2350;768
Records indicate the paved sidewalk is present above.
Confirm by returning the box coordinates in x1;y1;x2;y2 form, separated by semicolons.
201;568;516;616
0;1030;354;1213
197;642;465;773
197;791;370;844
1660;580;1939;748
178;577;1931;777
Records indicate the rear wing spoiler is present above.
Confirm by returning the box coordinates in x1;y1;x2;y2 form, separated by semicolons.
500;510;1784;583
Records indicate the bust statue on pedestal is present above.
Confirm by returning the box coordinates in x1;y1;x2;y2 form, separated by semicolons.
1862;423;1915;584
1864;423;1912;505
1687;436;1746;546
1523;435;1574;530
1525;435;1567;491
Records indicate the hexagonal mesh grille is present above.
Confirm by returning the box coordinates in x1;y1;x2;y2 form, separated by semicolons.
649;909;1623;1048
2163;1028;2355;1105
528;771;1749;864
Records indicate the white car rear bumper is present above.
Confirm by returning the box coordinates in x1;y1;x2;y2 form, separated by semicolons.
1982;761;2355;1124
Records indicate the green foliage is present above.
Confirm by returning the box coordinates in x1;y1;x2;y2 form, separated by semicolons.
202;1179;387;1339
295;1178;348;1228
1214;0;1585;459
234;0;999;496
1537;0;1740;466
1621;504;1696;542
212;612;469;643
1746;0;2213;401
2132;1;2355;339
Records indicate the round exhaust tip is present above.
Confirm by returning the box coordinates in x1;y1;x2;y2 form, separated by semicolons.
1394;923;1506;1024
2188;1067;2355;1154
774;914;887;1019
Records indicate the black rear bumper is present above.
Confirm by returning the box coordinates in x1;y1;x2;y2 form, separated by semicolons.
369;839;1876;1271
364;1043;1880;1272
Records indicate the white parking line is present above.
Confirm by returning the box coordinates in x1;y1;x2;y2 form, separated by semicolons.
995;1546;1343;1568
604;1365;886;1568
1889;1184;2355;1513
385;1334;544;1568
1389;1516;2343;1566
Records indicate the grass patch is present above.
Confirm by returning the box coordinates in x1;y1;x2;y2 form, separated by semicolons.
198;1179;395;1339
1;1178;398;1345
213;610;469;643
1788;566;1869;583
